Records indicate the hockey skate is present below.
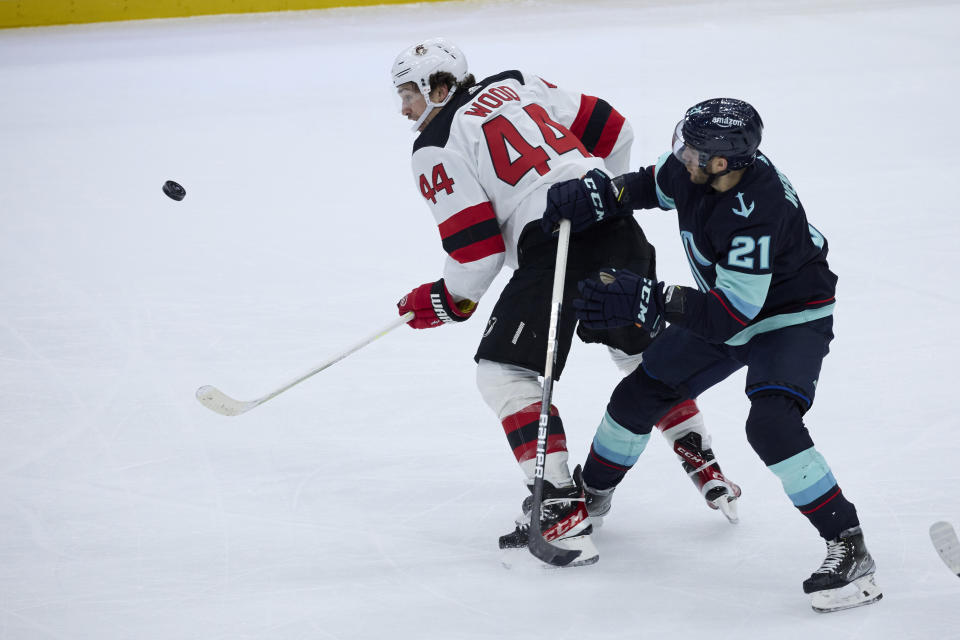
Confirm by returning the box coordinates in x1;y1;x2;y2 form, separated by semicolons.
803;526;882;613
673;432;741;524
574;464;615;526
498;472;598;567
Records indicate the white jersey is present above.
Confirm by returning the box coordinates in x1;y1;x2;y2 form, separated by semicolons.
410;70;633;303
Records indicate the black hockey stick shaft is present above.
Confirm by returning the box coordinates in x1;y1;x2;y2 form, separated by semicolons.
528;219;581;567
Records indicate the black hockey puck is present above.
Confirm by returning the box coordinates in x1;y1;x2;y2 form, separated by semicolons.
162;180;186;201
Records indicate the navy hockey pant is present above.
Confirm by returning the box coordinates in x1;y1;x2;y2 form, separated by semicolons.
582;317;859;540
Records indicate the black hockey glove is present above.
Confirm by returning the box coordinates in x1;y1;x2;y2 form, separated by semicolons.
541;169;624;234
574;269;666;334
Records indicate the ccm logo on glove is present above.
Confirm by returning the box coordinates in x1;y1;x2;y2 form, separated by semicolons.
584;176;605;221
574;268;666;335
636;279;653;325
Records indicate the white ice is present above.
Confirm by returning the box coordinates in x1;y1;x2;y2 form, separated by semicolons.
2;1;959;638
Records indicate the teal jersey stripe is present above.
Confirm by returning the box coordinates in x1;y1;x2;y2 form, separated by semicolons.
680;231;712;292
715;264;771;320
768;447;837;507
592;411;650;467
654;152;676;210
725;303;835;346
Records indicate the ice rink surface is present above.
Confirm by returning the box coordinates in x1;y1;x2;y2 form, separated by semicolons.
2;0;959;637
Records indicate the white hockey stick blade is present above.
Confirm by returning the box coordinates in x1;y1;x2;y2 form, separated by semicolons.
196;312;413;417
930;521;960;576
195;385;262;416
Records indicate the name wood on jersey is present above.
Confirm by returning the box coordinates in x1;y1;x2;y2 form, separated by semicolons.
464;85;521;118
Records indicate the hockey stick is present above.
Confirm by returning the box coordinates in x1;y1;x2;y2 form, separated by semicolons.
930;521;960;577
196;312;414;416
527;219;582;567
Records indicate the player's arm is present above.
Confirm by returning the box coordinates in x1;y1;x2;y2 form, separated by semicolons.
398;146;506;328
575;227;774;343
662;228;775;342
613;152;685;212
527;73;633;173
541;152;679;234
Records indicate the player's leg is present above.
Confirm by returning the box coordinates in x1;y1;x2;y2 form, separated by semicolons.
573;218;740;520
579;326;742;521
740;317;880;611
655;398;742;522
474;224;593;556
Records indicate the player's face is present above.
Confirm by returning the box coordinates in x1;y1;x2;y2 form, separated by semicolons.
672;120;711;183
680;147;713;184
397;84;426;122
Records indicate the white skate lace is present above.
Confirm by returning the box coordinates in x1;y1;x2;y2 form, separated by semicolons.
814;540;849;574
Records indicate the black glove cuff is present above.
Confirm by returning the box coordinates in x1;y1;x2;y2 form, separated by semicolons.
610;172;645;211
430;279;472;323
662;285;688;323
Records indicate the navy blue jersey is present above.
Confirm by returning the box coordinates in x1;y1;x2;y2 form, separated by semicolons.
622;151;837;345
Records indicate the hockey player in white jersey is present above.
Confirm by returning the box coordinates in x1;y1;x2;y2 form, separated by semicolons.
391;39;741;565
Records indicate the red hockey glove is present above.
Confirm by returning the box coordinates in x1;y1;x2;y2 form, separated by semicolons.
397;279;477;329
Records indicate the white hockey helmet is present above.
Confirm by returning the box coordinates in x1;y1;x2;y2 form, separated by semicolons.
391;37;469;100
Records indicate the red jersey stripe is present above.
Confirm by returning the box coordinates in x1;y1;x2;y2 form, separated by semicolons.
449;234;505;264
438;201;496;239
570;94;598;140
592;109;626;158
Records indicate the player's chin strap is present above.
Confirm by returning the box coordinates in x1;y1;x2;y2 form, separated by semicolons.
410;86;458;132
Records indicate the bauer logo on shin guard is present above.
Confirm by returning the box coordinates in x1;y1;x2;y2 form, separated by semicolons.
535;420;548;477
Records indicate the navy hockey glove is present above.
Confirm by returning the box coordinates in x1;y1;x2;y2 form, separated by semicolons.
574;269;666;333
398;279;477;329
541;169;621;234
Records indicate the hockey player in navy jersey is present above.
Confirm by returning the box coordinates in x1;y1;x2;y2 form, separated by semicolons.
390;40;741;566
542;97;881;610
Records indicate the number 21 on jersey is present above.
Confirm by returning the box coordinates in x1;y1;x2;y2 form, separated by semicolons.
729;235;771;270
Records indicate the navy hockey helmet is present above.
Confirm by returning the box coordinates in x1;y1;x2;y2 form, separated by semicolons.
672;98;763;171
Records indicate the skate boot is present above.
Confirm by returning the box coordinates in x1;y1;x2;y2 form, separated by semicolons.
573;464;615;525
803;526;882;613
673;432;741;523
498;473;597;566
